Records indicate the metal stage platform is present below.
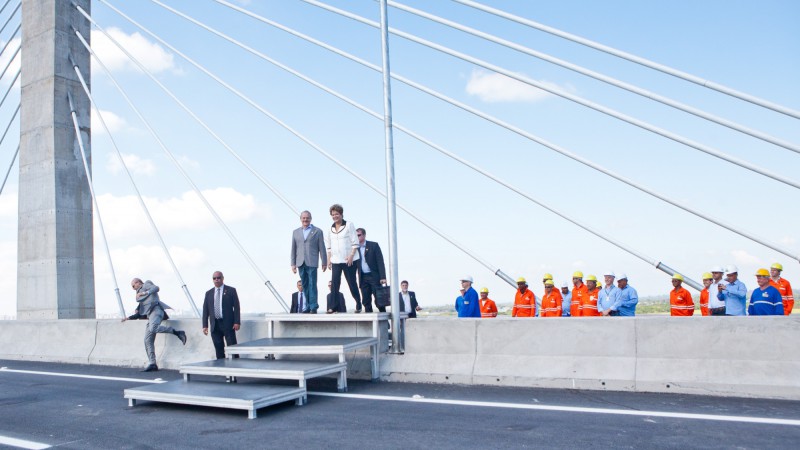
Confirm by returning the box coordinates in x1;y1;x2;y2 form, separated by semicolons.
124;380;306;419
181;359;349;394
226;337;380;381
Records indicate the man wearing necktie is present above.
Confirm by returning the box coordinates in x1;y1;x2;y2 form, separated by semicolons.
291;280;306;314
202;271;241;359
356;228;387;313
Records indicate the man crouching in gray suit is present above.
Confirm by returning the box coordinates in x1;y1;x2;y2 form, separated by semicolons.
122;278;187;372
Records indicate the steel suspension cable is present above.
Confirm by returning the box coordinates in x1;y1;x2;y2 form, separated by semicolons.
0;69;19;110
73;13;290;313
454;0;800;121
0;0;15;20
66;90;126;318
77;4;301;218
69;57;201;318
210;0;800;263
144;0;705;287
0;103;18;196
390;0;799;155
301;0;800;192
0;144;18;196
0;1;19;40
100;0;516;287
0;23;19;62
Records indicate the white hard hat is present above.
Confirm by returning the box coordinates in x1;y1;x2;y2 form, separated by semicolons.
603;270;615;277
560;281;569;288
460;275;473;283
617;273;628;280
710;266;724;273
725;265;738;275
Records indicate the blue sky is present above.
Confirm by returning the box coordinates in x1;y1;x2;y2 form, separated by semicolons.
1;0;798;317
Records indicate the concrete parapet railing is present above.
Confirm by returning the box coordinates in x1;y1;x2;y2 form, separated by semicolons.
380;316;800;400
0;318;379;379
2;315;798;399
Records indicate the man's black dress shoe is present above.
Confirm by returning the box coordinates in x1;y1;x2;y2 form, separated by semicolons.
141;364;159;372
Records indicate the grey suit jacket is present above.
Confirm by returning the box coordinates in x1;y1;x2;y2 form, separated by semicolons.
136;281;171;317
291;225;327;268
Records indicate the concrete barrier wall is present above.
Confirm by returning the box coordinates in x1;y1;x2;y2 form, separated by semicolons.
381;316;800;400
1;316;797;399
0;318;380;379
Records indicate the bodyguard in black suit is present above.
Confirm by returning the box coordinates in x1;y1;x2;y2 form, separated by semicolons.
356;228;387;313
325;280;347;313
202;271;241;359
290;280;306;314
399;280;421;318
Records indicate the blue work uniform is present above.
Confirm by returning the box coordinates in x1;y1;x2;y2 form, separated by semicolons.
717;279;747;316
748;285;784;316
561;291;571;317
611;284;638;316
598;285;620;314
455;287;481;318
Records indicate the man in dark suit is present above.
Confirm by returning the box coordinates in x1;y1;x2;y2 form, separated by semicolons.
398;280;422;318
290;280;306;314
290;210;327;313
326;280;346;313
202;271;241;359
356;228;387;313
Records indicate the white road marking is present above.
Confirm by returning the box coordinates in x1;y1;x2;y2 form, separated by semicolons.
0;367;165;384
2;366;798;427
0;435;51;449
307;391;800;427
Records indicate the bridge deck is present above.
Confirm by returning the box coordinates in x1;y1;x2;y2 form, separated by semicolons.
124;380;306;419
181;359;348;392
226;337;379;380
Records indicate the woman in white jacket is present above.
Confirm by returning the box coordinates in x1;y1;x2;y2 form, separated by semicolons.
325;203;362;313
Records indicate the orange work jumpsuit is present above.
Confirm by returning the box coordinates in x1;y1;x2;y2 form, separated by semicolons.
571;283;587;317
699;288;710;316
512;289;536;317
580;287;600;316
769;278;794;315
670;287;695;316
480;298;498;318
540;290;562;317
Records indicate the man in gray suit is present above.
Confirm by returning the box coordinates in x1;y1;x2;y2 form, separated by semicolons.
122;278;187;372
291;210;328;313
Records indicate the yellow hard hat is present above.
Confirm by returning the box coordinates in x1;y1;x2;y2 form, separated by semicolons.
544;279;554;286
542;273;553;280
771;263;783;271
701;272;713;280
585;274;598;282
755;268;770;277
572;271;583;279
479;287;489;293
672;274;684;281
516;277;527;284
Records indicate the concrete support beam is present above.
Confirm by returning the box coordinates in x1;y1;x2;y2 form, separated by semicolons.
17;0;94;319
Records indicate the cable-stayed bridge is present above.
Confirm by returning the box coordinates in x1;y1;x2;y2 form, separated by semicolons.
0;0;798;327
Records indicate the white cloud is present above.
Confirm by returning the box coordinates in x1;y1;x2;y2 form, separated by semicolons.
0;37;21;88
97;244;207;281
90;28;178;74
465;69;575;103
731;250;762;266
96;187;265;239
106;153;156;176
177;155;200;171
92;109;128;135
0;240;16;317
0;189;16;218
780;236;797;246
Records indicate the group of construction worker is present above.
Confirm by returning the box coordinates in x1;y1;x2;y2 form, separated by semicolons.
671;264;791;316
460;262;793;318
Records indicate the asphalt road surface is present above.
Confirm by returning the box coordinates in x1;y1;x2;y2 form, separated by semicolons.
0;360;798;449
